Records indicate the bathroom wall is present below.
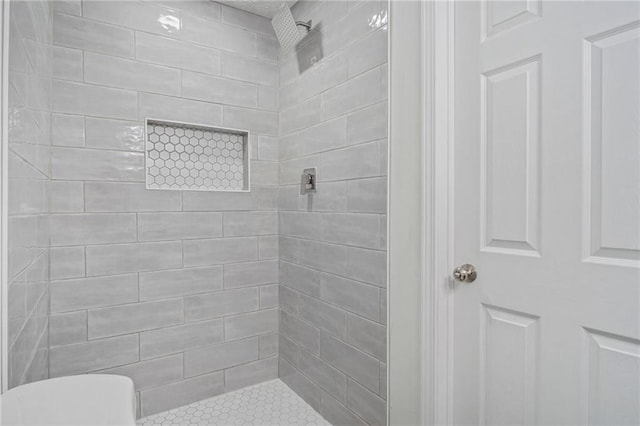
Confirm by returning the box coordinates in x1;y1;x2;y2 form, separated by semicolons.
277;1;388;425
7;0;53;389
48;1;280;416
7;0;388;420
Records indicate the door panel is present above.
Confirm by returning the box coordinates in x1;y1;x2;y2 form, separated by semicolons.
453;1;640;425
585;329;640;425
480;55;541;256
480;305;539;425
585;22;640;266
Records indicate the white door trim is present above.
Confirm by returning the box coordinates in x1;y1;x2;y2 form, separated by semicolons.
422;0;455;424
0;0;10;393
388;0;425;424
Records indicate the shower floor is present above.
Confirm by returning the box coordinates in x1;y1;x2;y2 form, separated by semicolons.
137;379;331;426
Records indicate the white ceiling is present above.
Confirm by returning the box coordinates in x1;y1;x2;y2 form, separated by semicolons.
216;0;297;19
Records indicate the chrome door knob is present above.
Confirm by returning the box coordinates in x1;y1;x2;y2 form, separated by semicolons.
453;264;477;283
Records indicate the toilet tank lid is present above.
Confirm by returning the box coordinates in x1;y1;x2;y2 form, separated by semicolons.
1;374;137;426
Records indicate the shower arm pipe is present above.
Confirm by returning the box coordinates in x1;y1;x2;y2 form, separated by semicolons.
295;19;312;32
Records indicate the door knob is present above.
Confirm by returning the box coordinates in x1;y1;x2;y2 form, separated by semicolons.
453;264;477;283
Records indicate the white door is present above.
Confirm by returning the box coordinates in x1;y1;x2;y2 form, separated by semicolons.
452;1;640;424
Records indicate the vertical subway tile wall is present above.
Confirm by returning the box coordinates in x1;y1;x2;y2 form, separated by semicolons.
278;2;388;426
7;0;53;388
48;0;279;417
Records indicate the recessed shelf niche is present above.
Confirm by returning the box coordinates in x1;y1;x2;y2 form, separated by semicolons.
145;118;250;192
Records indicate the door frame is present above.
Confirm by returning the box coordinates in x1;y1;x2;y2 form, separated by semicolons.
388;0;426;424
421;0;455;424
388;0;455;423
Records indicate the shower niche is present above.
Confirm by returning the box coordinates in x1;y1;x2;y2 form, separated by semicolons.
145;119;250;192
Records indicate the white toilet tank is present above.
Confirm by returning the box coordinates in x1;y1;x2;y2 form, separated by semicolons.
0;374;137;426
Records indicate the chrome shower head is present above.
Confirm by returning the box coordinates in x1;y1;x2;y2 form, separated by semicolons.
271;4;303;55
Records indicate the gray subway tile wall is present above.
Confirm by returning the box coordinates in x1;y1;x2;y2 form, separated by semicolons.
224;356;278;392
184;287;259;322
138;266;224;301
139;319;224;360
278;1;388;425
7;1;388;424
49;311;87;346
46;0;280;416
98;353;185;391
7;0;53;388
139;371;225;417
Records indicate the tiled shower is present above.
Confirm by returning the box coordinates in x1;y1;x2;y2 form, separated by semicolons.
6;0;388;425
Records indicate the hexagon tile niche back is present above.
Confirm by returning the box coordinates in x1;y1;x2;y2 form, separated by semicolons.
145;119;250;192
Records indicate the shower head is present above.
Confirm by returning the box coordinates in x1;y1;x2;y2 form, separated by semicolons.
271;5;303;55
216;1;312;56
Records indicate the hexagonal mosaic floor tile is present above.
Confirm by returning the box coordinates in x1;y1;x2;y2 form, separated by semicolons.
137;379;331;426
